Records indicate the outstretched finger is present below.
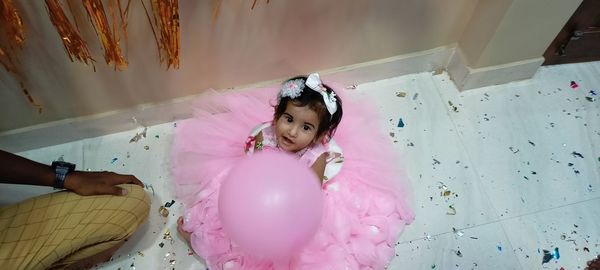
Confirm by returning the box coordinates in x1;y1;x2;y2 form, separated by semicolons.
113;174;144;187
100;185;128;196
128;176;144;187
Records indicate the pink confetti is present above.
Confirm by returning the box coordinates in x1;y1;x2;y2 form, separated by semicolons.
570;81;578;89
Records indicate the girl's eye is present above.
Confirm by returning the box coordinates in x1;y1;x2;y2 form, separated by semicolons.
303;125;312;131
286;116;293;122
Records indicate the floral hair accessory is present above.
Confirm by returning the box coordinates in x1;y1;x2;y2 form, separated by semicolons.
280;79;305;99
305;73;337;116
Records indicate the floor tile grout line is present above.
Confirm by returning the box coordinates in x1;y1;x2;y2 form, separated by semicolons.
426;73;503;219
413;74;530;269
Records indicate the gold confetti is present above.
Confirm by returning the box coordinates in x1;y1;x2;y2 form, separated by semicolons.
163;229;172;240
158;206;169;217
433;68;445;75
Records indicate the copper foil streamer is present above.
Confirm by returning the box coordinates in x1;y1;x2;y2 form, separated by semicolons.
141;0;180;69
45;0;94;65
0;0;43;113
83;0;128;70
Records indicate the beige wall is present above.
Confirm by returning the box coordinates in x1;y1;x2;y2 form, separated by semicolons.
0;0;478;131
459;0;582;68
0;0;581;132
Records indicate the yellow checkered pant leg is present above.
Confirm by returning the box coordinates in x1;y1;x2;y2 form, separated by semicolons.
0;184;150;270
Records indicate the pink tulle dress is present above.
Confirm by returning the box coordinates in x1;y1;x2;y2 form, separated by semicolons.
171;85;414;269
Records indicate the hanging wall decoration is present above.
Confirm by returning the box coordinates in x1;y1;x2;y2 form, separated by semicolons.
82;0;129;70
211;0;269;24
251;0;270;10
45;0;95;67
0;0;43;113
141;0;180;69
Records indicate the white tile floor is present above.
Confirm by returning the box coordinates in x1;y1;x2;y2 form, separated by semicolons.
1;61;599;269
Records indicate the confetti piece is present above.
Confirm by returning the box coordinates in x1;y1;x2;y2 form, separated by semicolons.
412;93;419;100
158;206;169;217
145;183;155;196
497;243;502;251
448;101;459;112
163;229;172;240
155;135;160;138
509;147;519;154
446;205;456;215
452;227;464;237
345;84;357;89
164;200;175;207
137;251;144;257
144;145;150;150
590;90;597;96
586;96;596;102
159;242;164;248
397;118;405;128
111;157;118;164
570;81;578;89
129;127;148;143
572;151;584;158
396;91;406;97
528;140;535;146
542;247;560;264
454;250;462;257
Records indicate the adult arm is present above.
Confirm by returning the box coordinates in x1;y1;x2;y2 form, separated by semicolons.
0;150;143;196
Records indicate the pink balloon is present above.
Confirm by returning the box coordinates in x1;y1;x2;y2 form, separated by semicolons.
218;151;324;261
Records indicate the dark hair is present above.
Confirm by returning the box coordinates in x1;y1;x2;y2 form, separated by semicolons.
587;255;600;270
274;75;343;141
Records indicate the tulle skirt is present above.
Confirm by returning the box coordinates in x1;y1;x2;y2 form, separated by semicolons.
171;86;414;269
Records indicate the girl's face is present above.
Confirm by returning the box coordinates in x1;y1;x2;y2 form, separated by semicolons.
275;102;322;153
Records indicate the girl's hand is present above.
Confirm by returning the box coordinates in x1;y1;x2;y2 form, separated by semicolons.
310;153;327;184
63;171;144;196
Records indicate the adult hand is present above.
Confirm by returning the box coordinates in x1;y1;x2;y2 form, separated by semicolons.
64;171;144;196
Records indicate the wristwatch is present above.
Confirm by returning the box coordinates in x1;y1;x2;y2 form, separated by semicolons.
51;161;76;189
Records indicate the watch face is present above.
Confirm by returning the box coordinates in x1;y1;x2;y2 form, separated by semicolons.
56;167;69;174
52;161;76;172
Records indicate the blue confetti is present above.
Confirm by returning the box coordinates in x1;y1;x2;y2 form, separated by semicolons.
111;157;118;164
541;247;560;264
497;243;502;251
590;90;597;96
397;118;405;128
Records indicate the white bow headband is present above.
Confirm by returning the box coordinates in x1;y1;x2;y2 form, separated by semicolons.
280;73;338;116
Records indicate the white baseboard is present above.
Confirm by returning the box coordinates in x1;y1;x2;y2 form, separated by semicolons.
447;48;544;91
2;44;543;152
